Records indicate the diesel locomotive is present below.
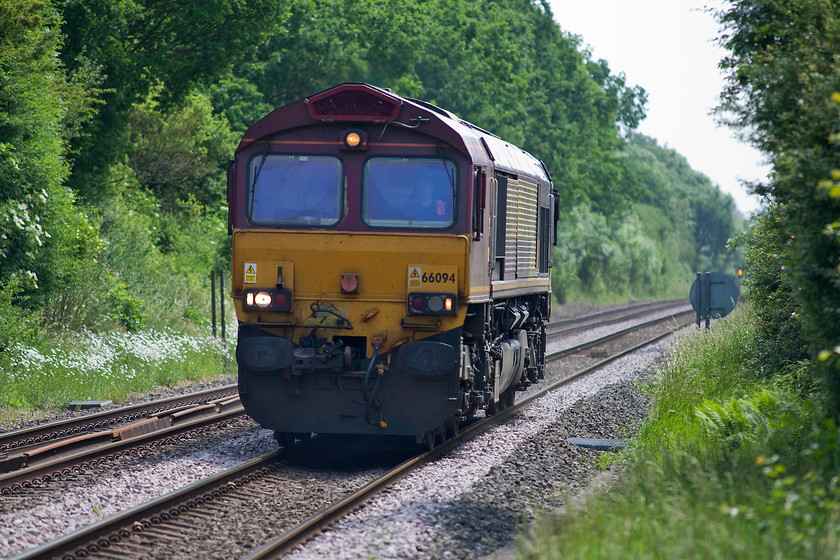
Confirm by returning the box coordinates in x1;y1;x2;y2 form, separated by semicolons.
228;83;557;446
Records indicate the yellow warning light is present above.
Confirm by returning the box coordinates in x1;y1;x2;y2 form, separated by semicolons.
342;129;365;150
737;268;744;277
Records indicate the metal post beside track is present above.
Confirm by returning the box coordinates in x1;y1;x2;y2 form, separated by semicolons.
211;271;218;337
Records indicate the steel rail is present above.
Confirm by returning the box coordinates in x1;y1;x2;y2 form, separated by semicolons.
0;301;681;453
11;450;284;560
0;398;246;493
0;384;238;453
10;305;694;560
547;298;687;331
547;301;690;338
547;308;694;362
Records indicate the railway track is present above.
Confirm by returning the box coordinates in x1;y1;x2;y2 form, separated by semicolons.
10;300;693;560
0;386;239;453
547;298;686;337
548;307;693;362
0;391;244;493
0;299;680;454
0;299;685;494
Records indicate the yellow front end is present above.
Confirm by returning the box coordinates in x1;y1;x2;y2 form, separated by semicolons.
233;229;471;436
233;230;469;347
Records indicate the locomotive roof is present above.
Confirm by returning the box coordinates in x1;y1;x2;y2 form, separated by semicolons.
238;83;551;184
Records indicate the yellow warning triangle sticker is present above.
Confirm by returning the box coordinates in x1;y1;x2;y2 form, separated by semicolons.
410;269;420;279
245;265;255;274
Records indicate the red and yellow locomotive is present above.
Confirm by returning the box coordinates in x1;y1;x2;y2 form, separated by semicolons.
228;83;557;445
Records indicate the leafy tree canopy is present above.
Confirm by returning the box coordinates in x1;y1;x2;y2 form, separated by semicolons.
0;0;744;344
217;0;648;213
59;0;289;200
0;0;100;309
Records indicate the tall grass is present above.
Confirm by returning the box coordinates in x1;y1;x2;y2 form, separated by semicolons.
0;328;235;413
519;306;840;559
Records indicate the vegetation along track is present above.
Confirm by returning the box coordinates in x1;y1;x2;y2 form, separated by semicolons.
8;299;693;560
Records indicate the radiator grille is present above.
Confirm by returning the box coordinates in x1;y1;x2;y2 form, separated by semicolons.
504;179;539;278
309;90;399;121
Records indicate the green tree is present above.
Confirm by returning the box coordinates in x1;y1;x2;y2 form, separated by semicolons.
411;0;647;212
127;90;238;207
223;0;647;212
551;205;667;303
236;0;430;108
59;0;289;201
0;0;100;313
623;133;744;276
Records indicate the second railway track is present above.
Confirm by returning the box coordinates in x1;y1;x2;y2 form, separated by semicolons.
0;392;246;493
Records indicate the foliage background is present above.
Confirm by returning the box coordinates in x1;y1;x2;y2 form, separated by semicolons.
0;0;743;351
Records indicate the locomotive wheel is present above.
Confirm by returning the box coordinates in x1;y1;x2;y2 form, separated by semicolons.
419;425;448;452
486;389;515;417
433;426;445;447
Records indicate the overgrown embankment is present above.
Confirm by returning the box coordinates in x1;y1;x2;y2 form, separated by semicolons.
521;306;840;559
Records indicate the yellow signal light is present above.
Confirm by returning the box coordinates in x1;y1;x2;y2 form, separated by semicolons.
342;129;366;150
345;132;361;147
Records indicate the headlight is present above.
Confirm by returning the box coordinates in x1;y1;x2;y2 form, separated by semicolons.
243;288;293;312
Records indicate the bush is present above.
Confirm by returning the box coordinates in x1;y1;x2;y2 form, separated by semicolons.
127;89;237;208
520;308;840;559
0;328;234;409
0;0;105;338
741;210;807;376
80;161;231;334
0;275;39;351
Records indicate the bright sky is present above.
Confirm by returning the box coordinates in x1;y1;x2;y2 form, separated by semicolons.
548;0;769;215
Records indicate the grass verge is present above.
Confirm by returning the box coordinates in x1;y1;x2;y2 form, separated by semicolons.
0;327;235;415
518;306;840;559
